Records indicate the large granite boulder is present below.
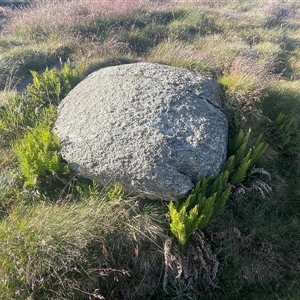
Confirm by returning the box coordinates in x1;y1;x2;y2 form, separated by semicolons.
54;62;228;201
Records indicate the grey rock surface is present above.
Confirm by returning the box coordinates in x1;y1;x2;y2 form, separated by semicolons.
54;62;228;201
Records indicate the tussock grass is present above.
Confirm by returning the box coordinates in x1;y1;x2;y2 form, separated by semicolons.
147;34;250;78
0;196;168;299
147;40;218;76
166;7;222;41
286;48;300;79
253;41;286;73
218;56;272;132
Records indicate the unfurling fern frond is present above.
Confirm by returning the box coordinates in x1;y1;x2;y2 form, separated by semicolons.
249;167;271;180
245;178;272;199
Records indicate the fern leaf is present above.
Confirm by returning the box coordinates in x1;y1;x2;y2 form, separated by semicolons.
249;140;268;166
15;125;69;187
213;186;231;217
230;159;252;186
224;155;235;176
198;194;216;229
169;202;189;249
234;140;248;166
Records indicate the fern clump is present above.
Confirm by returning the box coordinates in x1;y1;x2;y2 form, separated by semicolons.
26;59;80;105
15;125;69;187
266;112;300;156
168;171;231;250
225;128;271;198
226;128;268;185
169;128;270;249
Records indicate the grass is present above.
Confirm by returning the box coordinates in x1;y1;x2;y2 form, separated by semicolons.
0;196;168;299
0;0;300;299
210;194;300;299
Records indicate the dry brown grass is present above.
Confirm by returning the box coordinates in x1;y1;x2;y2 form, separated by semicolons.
3;1;147;37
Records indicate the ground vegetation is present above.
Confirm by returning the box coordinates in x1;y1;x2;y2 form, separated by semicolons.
0;1;300;299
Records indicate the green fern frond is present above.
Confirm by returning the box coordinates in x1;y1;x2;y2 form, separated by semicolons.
169;127;269;249
168;171;230;249
15;125;69;187
249;142;268;167
224;155;235;175
229;128;251;157
169;202;189;249
230;159;252;186
26;59;80;106
207;170;229;198
185;204;202;238
198;194;216;229
233;130;251;166
266;112;300;155
213;186;231;217
184;176;209;211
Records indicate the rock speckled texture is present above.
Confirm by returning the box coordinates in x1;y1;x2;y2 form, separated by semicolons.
54;63;228;200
